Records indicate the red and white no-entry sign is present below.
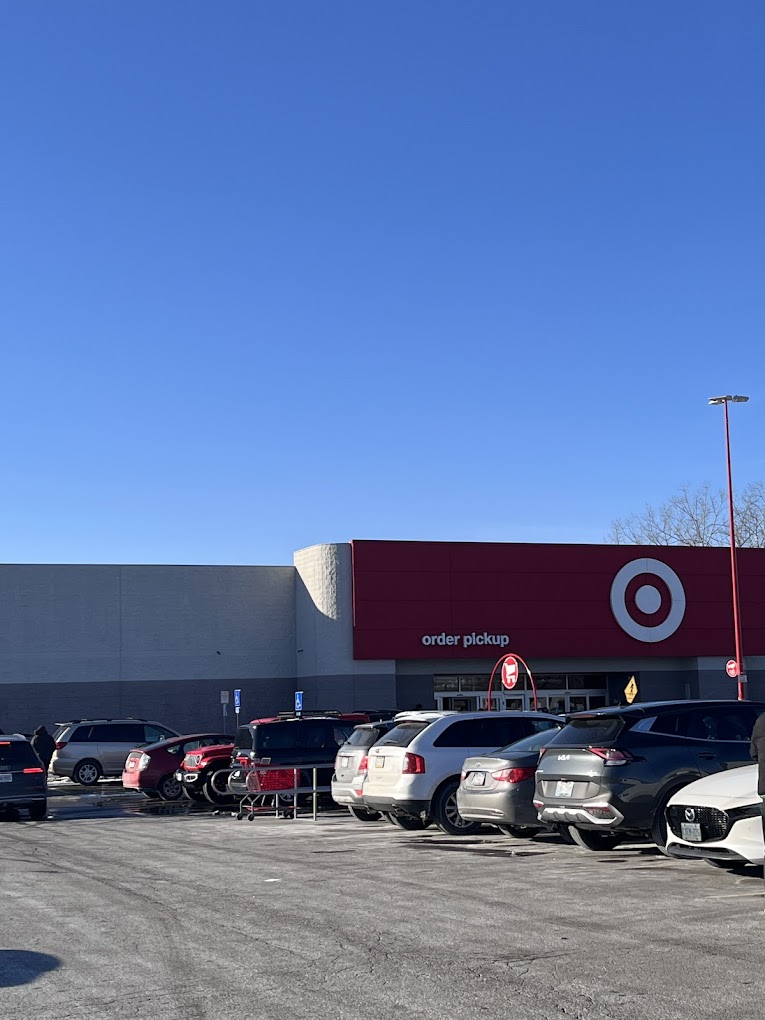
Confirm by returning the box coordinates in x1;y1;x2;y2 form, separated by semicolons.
726;659;740;678
501;658;519;690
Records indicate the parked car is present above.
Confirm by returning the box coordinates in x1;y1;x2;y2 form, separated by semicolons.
332;719;400;820
176;741;235;804
457;725;563;836
0;734;47;819
363;711;562;835
534;699;765;852
227;713;368;803
122;733;231;801
665;764;763;873
51;719;179;785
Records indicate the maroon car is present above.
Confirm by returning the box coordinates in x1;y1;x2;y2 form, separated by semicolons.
122;733;230;801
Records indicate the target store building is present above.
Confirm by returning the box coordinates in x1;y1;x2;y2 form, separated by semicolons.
346;540;765;714
2;539;765;733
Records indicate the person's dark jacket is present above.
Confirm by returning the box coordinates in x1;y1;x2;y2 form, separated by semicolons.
31;726;56;770
749;712;765;795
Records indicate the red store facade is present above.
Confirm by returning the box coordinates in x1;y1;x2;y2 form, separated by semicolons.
349;540;765;712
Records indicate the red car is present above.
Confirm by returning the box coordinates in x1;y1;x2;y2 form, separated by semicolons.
122;733;231;801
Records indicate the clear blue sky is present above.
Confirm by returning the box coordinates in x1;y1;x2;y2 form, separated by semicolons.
1;3;763;565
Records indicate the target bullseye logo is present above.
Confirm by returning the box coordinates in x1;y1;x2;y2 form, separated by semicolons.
610;558;686;643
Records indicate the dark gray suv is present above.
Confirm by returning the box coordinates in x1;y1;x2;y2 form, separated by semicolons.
0;735;47;819
534;700;765;851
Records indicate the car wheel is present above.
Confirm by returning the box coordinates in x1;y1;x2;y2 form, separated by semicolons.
388;813;428;830
157;773;184;802
432;781;482;836
73;759;102;786
554;824;576;844
496;824;537;838
27;801;47;821
182;785;207;803
567;826;623;851
348;806;382;822
203;769;235;805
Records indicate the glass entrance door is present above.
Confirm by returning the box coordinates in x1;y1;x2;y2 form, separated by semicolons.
522;692;607;714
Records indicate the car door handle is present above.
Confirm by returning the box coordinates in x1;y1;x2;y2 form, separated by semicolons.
697;753;717;760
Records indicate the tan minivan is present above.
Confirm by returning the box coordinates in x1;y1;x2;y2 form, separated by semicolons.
51;718;178;785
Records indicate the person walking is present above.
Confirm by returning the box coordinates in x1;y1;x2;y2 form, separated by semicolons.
31;725;56;771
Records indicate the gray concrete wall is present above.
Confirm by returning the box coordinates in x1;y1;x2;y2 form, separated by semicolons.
0;564;297;733
294;544;396;708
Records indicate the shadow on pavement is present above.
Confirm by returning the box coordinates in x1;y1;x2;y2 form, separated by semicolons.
0;950;60;988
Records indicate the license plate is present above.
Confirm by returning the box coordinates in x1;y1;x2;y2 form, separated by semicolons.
374;757;385;768
555;780;574;798
681;822;702;842
0;774;12;783
339;756;350;769
471;772;486;786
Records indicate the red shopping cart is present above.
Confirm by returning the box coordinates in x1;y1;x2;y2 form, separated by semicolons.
235;765;299;821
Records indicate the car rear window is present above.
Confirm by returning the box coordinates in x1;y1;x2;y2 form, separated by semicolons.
0;740;39;768
375;721;431;747
344;726;388;749
546;715;627;746
252;724;300;753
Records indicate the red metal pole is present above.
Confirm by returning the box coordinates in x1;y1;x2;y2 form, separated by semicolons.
723;399;746;701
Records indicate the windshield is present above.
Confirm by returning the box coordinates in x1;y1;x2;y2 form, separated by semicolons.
495;727;562;756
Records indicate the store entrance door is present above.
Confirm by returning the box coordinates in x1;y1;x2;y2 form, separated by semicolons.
522;691;608;714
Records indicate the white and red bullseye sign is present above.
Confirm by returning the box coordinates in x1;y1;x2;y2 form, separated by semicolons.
726;659;740;678
501;657;519;690
609;558;687;643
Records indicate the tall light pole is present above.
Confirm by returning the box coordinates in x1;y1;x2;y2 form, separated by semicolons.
708;394;749;700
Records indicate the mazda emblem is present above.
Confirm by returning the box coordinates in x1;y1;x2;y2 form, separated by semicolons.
684;807;696;822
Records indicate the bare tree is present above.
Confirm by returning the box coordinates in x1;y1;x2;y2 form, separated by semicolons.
607;482;765;547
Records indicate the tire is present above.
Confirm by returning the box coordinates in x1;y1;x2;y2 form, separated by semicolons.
567;826;623;851
497;824;537;838
181;785;207;803
203;769;235;805
157;773;184;802
348;806;382;822
555;824;576;845
27;801;47;821
431;780;482;836
73;759;102;786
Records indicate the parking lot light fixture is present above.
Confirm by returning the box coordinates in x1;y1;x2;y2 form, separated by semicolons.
708;393;749;700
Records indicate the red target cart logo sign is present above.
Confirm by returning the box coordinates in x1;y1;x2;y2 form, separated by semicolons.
726;659;740;678
610;558;686;643
501;658;519;690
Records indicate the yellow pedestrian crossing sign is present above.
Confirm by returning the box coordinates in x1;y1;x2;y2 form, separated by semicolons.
624;676;638;704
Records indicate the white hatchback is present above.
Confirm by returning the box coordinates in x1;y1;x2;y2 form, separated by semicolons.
665;764;763;872
363;710;561;835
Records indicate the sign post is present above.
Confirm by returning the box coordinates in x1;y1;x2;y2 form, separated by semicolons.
487;652;537;711
234;688;241;723
295;690;303;717
220;690;229;731
624;676;638;704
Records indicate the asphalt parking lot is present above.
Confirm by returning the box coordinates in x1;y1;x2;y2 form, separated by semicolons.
2;792;765;1020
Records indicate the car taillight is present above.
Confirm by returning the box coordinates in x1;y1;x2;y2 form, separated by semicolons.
491;766;536;784
460;770;467;781
55;741;67;750
588;747;632;766
358;755;369;773
402;753;426;774
137;753;151;771
23;767;45;774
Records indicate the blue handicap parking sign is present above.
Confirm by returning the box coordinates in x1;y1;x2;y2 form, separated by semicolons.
234;689;241;709
295;691;303;713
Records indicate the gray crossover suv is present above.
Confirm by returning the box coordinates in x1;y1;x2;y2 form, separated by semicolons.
534;699;765;851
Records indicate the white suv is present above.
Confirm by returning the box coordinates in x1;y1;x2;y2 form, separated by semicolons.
363;711;561;835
